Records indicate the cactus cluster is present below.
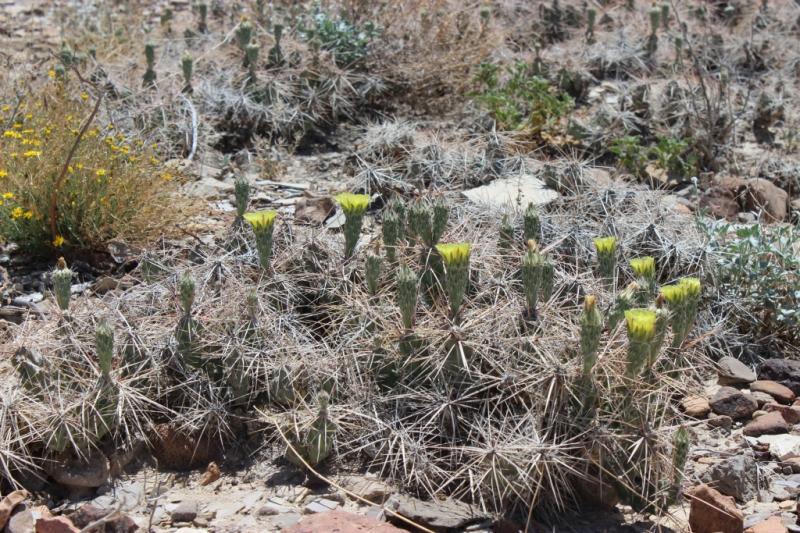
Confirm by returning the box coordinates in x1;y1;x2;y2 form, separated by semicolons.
286;392;335;468
244;210;278;270
521;240;554;320
408;197;449;248
660;277;701;347
435;243;471;319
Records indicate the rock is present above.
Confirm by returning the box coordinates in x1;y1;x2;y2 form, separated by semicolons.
257;497;294;516
688;484;744;533
752;434;800;461
700;176;746;220
283;510;406;533
35;516;80;533
752;391;778;407
754;410;769;418
759;360;800;395
150;423;219;470
765;404;800;424
746;516;789;533
745;412;790;437
337;475;394;504
0;490;29;530
743;178;789;222
700;454;758;502
171;501;199;523
386;495;488;532
752;381;796;404
91;481;144;512
462;174;558;210
708;414;734;430
6;505;34;533
302;499;339;514
682;395;711;418
294;195;335;226
67;504;138;533
269;513;301;530
183;177;234;198
198;462;220;486
47;450;110;488
718;356;757;385
711;386;759;420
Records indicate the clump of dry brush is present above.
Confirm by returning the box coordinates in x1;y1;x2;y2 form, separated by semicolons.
4;180;718;520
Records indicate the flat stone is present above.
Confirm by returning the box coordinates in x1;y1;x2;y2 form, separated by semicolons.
6;505;34;533
745;516;789;533
711;387;759;420
386;495;489;532
682;395;711;418
171;501;199;523
744;412;790;437
751;434;800;461
688;484;744;533
752;381;796;405
752;392;778;407
708;414;734;430
337;475;395;504
759;359;800;395
258;497;294;516
718;356;757;385
35;516;80;533
462;174;558;210
302;498;339;514
765;404;800;424
90;481;144;512
269;512;301;529
700;454;758;502
283;510;405;532
47;450;110;488
0;490;29;529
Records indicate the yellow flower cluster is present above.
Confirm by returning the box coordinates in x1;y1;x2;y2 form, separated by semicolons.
630;256;655;279
593;236;617;255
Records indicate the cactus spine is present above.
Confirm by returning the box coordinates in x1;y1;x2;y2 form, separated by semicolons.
580;295;603;376
365;248;382;296
244;210;278;270
52;257;73;311
382;210;400;262
335;193;370;258
435;243;471;319
397;265;418;330
143;43;157;86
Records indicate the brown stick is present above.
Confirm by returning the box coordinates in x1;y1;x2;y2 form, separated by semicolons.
48;90;105;240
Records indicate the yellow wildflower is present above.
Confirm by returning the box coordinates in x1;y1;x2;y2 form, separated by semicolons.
80;92;89;101
435;243;472;266
244;210;278;231
630;256;655;279
624;308;657;341
3;192;14;199
23;210;33;219
76;163;84;170
593;236;617;255
1;105;9;112
161;173;174;181
48;69;56;79
0;170;7;178
52;235;65;247
95;169;107;177
22;150;42;158
334;192;371;216
3;130;21;139
10;207;24;219
24;113;32;120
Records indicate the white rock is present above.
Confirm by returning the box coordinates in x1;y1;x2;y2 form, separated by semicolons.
462;174;558;210
748;434;800;461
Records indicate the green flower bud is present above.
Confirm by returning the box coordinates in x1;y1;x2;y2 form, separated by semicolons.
523;203;541;242
52;258;73;311
397;265;418;330
382;210;400;261
580;295;603;376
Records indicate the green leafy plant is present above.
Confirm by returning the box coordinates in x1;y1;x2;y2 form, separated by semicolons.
299;4;380;67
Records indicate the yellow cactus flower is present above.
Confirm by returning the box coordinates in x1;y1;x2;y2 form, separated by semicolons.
593;236;617;255
52;235;65;247
80;92;89;101
678;277;701;298
659;284;686;305
624;308;657;340
23;210;33;219
435;242;472;266
630;256;655;279
3;130;21;139
244;210;278;231
1;105;9;112
48;69;56;79
334;192;370;216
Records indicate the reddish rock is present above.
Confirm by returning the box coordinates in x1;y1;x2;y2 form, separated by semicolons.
751;380;796;404
283;510;405;533
759;359;800;395
710;387;759;420
68;504;137;532
745;516;788;533
150;423;220;470
681;395;711;418
743;411;789;437
0;490;29;530
688;484;743;533
35;516;80;533
743;178;789;222
199;462;221;486
764;403;800;424
700;176;746;220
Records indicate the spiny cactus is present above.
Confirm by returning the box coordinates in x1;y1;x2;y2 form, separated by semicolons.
521;240;549;319
268;24;285;68
52;257;73;312
648;297;669;370
580;295;603;376
365;249;382;296
593;236;617;289
305;392;335;466
630;256;656;302
672;426;690;484
236;20;254;52
234;175;250;220
196;2;208;33
382;210;401;262
397;264;418;330
182;53;193;93
436;243;471;319
674;36;683;67
176;273;203;369
408;197;449;248
660;4;670;29
624;308;657;377
523;203;541;242
245;43;260;83
586;7;596;44
95;321;114;377
15;347;48;394
660;277;701;347
646;8;660;59
608;281;640;330
143;43;157;86
498;215;514;251
244;210;278;270
335;193;370;258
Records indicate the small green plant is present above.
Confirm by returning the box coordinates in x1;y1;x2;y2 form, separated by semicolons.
285;392;336;468
181;54;194;93
580;295;603;376
365;248;382;295
382;210;401;262
299;4;379;67
196;2;208;33
610;136;648;177
95;320;114;377
473;61;574;136
521;240;553;319
268;24;285;68
234;175;250;221
143;43;157;86
397;264;418;330
586;8;597;44
51;257;72;311
436;243;472;319
593;236;617;288
236;20;254;53
245;43;260;83
498;215;515;251
335;193;370;258
244;210;278;270
523;203;541;242
176;273;203;368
